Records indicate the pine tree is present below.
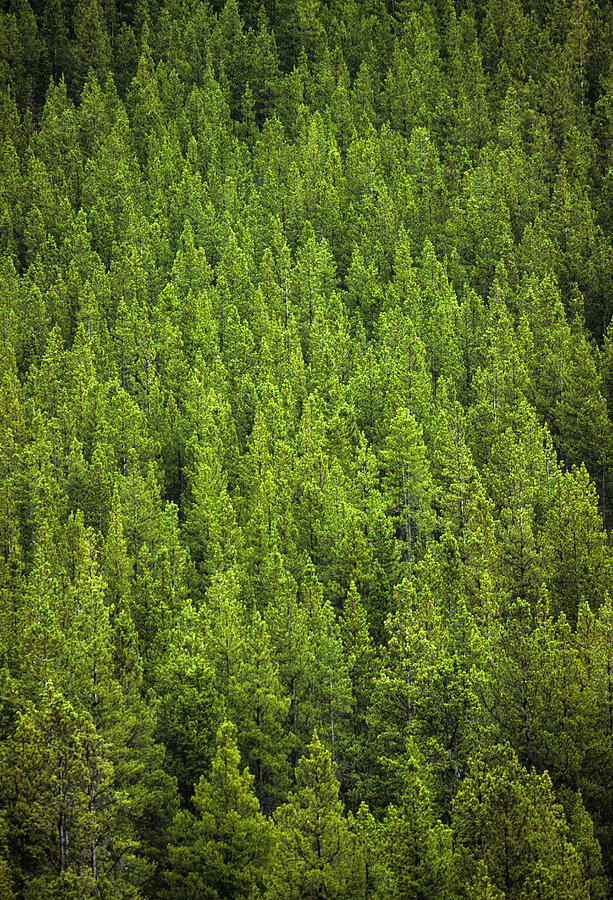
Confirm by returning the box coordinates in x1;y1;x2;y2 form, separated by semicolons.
0;684;111;896
452;743;589;898
167;721;273;899
431;391;484;554
233;610;290;809
72;0;112;93
156;645;224;805
270;731;359;899
541;465;611;621
380;753;452;899
380;407;434;567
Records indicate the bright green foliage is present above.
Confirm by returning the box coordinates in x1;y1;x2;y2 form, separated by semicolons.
339;581;379;806
431;393;484;553
270;732;359;899
0;685;113;897
380;754;452;899
233;610;290;808
541;465;611;620
380;407;434;565
452;744;590;899
167;721;273;899
575;596;613;863
155;648;224;806
1;0;613;895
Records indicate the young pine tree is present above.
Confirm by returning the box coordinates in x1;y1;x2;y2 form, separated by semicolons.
167;721;273;899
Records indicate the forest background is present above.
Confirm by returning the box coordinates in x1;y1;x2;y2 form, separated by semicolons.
1;0;613;896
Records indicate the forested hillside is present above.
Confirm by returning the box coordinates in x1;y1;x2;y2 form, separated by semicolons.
1;0;613;896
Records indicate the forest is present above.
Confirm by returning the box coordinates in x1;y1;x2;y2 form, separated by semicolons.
1;0;613;896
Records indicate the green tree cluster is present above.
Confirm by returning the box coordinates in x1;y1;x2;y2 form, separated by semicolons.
0;0;612;895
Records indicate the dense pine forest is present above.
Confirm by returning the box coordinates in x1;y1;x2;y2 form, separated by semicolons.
2;0;613;896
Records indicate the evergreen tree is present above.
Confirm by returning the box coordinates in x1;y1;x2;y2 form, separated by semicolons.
270;731;359;899
167;721;273;898
380;754;452;899
452;743;590;898
380;407;434;566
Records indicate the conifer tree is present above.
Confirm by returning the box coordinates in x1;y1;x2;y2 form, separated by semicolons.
233;610;290;808
380;407;434;566
452;743;589;898
167;721;273;899
380;753;452;899
271;731;359;899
